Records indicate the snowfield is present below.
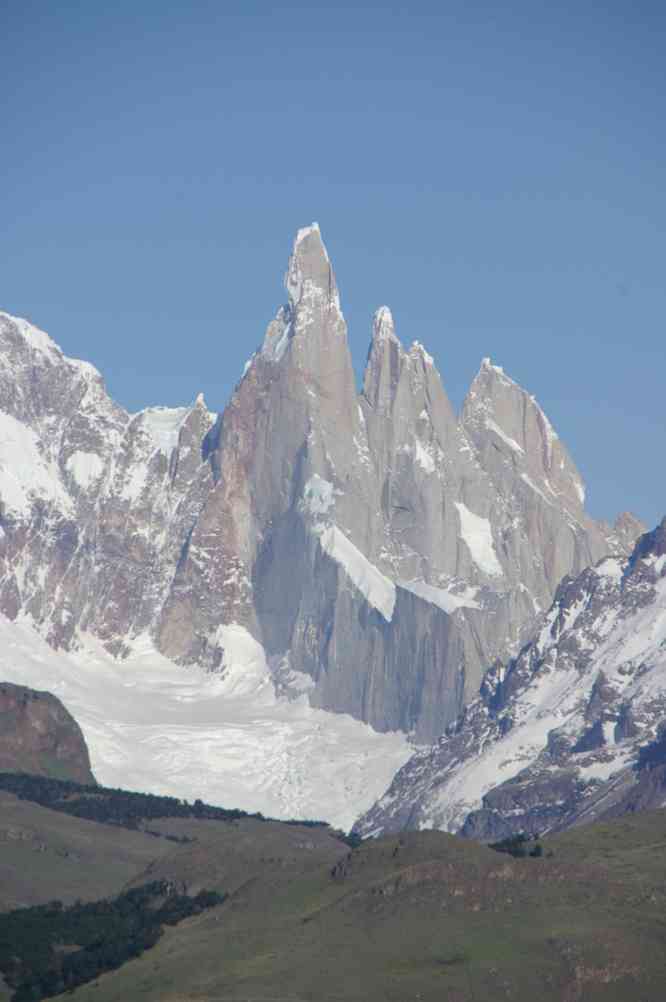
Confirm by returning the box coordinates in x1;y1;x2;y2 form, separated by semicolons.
0;615;413;831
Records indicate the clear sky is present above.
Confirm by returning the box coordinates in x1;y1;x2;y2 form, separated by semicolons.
2;1;664;527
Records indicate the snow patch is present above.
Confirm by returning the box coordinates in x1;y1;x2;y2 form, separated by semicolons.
264;310;293;362
651;554;666;576
0;412;73;517
595;557;624;582
140;407;189;455
373;306;398;342
602;719;616;746
573;478;586;505
399;580;480;614
520;472;553;505
66;451;104;489
319;525;396;621
577;753;631;782
533;400;559;465
214;623;275;701
269;323;291;361
120;464;149;503
414;440;435;474
486;419;524;455
301;475;336;518
454;502;503;577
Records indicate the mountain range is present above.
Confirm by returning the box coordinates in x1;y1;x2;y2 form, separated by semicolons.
0;223;656;834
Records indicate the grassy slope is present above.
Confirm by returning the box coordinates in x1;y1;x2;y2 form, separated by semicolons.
0;792;174;912
43;810;666;1002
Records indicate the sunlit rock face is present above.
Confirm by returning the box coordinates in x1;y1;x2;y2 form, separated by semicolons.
0;226;643;743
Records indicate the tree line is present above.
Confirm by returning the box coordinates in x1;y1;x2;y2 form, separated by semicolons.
0;771;331;832
0;880;225;1001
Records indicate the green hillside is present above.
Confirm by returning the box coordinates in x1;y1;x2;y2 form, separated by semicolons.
2;777;666;1000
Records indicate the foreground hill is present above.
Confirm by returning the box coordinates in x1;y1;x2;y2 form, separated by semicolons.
2;776;666;1001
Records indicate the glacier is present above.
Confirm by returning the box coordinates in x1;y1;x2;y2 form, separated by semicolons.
0;614;412;831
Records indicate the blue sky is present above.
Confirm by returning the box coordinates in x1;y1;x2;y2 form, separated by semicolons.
2;1;664;526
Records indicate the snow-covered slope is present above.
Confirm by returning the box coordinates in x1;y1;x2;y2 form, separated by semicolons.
357;517;666;839
0;614;412;831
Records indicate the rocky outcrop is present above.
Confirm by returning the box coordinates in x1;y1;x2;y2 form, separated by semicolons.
0;226;645;744
0;682;95;783
356;517;666;838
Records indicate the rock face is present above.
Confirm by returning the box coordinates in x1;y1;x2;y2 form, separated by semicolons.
356;518;666;839
0;682;95;783
0;225;644;744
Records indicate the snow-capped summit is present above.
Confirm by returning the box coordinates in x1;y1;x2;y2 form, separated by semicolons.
285;220;339;311
372;305;398;341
